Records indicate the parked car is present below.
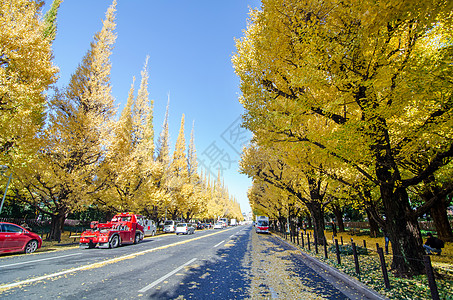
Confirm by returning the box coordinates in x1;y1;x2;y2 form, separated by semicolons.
175;223;195;235
213;223;223;229
139;218;157;236
196;223;205;230
0;222;42;254
163;220;177;233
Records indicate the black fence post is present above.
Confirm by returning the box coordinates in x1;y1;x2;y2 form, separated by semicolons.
307;233;311;251
335;239;341;265
352;242;360;274
340;236;343;245
424;255;440;300
324;237;328;259
297;228;300;245
363;240;367;249
314;233;319;254
301;231;304;248
377;246;391;289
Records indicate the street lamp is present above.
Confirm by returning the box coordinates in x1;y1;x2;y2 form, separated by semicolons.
0;165;12;215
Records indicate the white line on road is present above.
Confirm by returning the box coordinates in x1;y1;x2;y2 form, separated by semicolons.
213;240;225;248
0;253;82;268
138;258;197;293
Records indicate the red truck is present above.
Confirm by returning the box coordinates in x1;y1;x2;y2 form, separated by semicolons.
79;212;145;249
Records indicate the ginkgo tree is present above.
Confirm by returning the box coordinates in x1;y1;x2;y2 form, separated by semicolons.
234;0;453;276
14;0;117;241
99;56;162;213
0;0;58;168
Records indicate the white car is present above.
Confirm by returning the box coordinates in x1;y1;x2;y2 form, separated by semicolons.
175;223;195;235
213;223;223;229
163;220;177;233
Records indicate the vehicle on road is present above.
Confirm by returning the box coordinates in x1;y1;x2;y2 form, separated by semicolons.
79;212;145;249
213;223;223;229
218;218;228;227
175;223;195;235
0;222;42;254
139;218;157;236
163;220;177;233
230;219;237;226
255;216;269;234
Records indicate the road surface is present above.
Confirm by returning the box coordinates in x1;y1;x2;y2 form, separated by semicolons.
0;225;382;299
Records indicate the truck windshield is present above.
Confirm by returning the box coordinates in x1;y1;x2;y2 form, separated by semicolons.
164;221;173;225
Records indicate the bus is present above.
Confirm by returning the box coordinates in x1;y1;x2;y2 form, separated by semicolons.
255;216;269;234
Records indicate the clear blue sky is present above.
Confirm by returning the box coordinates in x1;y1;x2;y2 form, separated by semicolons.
42;0;261;214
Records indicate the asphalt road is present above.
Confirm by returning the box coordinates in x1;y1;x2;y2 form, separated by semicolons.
0;225;383;299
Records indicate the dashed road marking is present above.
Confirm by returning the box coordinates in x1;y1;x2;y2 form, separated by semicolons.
138;258;197;293
214;240;225;248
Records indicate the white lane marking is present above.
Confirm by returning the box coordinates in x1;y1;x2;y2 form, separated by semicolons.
138;258;197;293
0;228;233;291
0;253;82;269
213;240;225;248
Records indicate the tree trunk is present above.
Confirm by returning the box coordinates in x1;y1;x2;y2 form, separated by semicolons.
305;214;312;229
365;208;380;238
420;181;453;242
430;197;453;242
48;211;65;242
367;113;425;277
382;186;425;277
306;201;325;245
332;204;345;232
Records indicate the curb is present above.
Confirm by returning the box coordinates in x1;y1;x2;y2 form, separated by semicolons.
272;233;389;300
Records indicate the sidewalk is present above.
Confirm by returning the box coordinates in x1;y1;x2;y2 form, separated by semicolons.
249;230;388;299
270;233;389;300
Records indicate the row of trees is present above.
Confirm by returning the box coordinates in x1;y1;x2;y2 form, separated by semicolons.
233;0;453;277
0;0;242;241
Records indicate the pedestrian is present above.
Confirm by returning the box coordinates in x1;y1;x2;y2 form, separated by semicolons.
383;230;390;255
423;232;444;255
331;221;337;237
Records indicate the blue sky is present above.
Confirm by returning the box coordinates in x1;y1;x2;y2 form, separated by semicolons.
42;0;261;214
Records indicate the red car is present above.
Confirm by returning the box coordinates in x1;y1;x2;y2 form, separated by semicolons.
0;222;42;254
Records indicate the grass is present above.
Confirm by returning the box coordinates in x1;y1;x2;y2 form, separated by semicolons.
280;229;453;300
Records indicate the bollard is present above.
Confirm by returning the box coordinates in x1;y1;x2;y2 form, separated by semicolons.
324;237;328;259
297;229;300;245
424;255;440;300
307;233;311;251
352;242;360;274
301;231;304;248
340;236;343;245
363;240;367;249
377;247;391;289
335;239;341;265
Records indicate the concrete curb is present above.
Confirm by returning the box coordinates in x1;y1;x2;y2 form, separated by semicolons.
273;233;389;300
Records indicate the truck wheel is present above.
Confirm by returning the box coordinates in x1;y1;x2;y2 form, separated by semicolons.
110;235;120;248
134;233;141;244
88;240;96;249
152;230;155;236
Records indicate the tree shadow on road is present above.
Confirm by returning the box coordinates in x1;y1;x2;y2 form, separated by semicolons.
146;228;252;299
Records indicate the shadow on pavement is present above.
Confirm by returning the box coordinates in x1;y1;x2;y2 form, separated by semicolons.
256;234;348;299
147;227;252;299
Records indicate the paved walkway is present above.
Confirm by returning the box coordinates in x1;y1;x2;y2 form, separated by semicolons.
259;232;388;299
